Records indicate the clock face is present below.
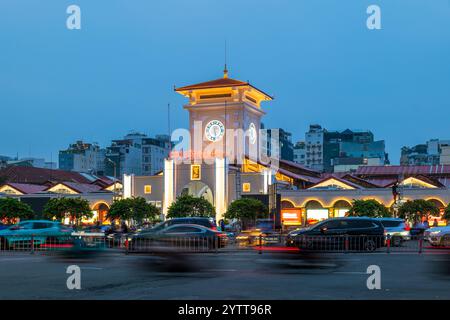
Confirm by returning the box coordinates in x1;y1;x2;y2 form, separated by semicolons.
249;122;257;144
205;120;225;142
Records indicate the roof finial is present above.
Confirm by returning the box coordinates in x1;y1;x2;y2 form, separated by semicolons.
223;39;228;78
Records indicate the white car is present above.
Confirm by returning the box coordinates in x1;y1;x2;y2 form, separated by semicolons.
427;226;450;247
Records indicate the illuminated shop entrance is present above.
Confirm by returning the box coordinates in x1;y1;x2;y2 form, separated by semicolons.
305;200;328;225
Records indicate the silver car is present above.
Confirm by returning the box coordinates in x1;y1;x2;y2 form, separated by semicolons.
427;226;450;247
375;218;411;246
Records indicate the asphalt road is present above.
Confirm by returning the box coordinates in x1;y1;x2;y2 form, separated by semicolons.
0;250;449;300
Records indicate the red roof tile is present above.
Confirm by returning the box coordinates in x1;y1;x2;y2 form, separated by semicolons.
4;183;47;194
0;166;92;185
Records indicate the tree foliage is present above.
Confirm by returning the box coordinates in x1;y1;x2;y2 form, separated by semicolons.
167;194;215;219
444;203;450;221
347;199;391;218
43;197;93;225
107;197;159;223
0;198;35;224
398;199;440;222
225;198;269;223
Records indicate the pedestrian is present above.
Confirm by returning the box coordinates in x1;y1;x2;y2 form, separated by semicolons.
219;219;226;232
433;219;438;227
121;222;129;234
423;219;429;229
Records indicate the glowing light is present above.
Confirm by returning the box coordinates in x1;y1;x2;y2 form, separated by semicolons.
163;159;174;216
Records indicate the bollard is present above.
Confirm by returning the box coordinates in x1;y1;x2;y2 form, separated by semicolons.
418;236;423;254
125;237;129;255
30;234;35;255
386;234;391;253
259;234;262;254
344;235;349;253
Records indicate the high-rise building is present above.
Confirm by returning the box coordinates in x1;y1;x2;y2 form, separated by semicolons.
293;141;306;166
105;132;170;178
401;139;450;165
305;125;389;172
59;141;105;174
142;135;171;175
260;125;294;161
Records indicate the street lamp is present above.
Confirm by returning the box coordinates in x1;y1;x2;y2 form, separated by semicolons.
105;158;117;200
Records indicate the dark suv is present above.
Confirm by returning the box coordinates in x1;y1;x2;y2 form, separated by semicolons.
286;217;385;252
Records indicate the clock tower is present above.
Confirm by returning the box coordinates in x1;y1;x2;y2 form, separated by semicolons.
164;68;273;220
175;67;273;162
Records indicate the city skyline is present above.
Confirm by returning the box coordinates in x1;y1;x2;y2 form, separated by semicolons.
1;0;450;164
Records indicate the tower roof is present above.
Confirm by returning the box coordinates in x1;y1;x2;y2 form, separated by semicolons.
175;71;273;100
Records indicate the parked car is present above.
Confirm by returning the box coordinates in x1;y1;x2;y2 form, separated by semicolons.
427;226;450;247
285;217;385;252
424;226;447;242
129;224;228;252
144;217;218;233
375;218;411;246
0;220;73;249
0;222;9;231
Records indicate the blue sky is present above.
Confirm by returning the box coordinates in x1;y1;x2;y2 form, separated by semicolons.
0;0;449;164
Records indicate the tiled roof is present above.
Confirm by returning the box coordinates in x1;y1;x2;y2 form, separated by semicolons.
355;165;450;176
175;77;249;91
47;182;104;194
4;183;47;194
0;166;93;185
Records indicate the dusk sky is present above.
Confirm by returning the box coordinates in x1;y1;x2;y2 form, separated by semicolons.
1;0;449;164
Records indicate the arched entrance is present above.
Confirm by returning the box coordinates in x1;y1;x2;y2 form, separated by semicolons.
181;181;214;205
305;200;328;225
92;202;110;224
333;199;352;218
426;198;447;226
280;199;302;226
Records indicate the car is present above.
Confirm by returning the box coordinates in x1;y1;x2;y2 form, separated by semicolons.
285;217;385;252
129;224;228;252
427;226;450;247
235;219;279;246
144;217;218;233
0;220;73;249
0;222;9;231
374;218;411;246
424;226;447;242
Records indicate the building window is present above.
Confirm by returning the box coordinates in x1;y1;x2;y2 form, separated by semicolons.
242;182;251;193
144;185;152;194
191;164;201;180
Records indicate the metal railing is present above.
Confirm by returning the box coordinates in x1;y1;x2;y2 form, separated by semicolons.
0;232;447;255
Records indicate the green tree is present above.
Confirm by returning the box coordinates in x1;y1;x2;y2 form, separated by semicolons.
43;197;93;225
347;199;391;218
225;198;269;229
0;198;34;224
398;199;439;223
107;197;159;224
444;203;450;222
167;194;215;219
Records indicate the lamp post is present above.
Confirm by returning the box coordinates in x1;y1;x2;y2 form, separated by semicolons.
105;158;117;200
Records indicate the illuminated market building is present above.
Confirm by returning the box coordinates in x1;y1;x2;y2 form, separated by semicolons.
122;69;450;227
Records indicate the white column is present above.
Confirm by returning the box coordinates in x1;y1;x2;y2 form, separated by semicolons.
123;174;134;199
215;157;228;221
163;159;175;216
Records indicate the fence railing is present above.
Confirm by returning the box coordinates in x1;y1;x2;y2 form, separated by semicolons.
0;232;447;255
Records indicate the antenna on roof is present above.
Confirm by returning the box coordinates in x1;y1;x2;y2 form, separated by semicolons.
223;39;228;79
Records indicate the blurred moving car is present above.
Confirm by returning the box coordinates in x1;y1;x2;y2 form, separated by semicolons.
375;218;411;246
424;226;447;242
129;224;228;252
285;217;385;252
0;220;73;249
0;222;9;231
235;219;279;246
145;217;218;233
427;226;450;247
